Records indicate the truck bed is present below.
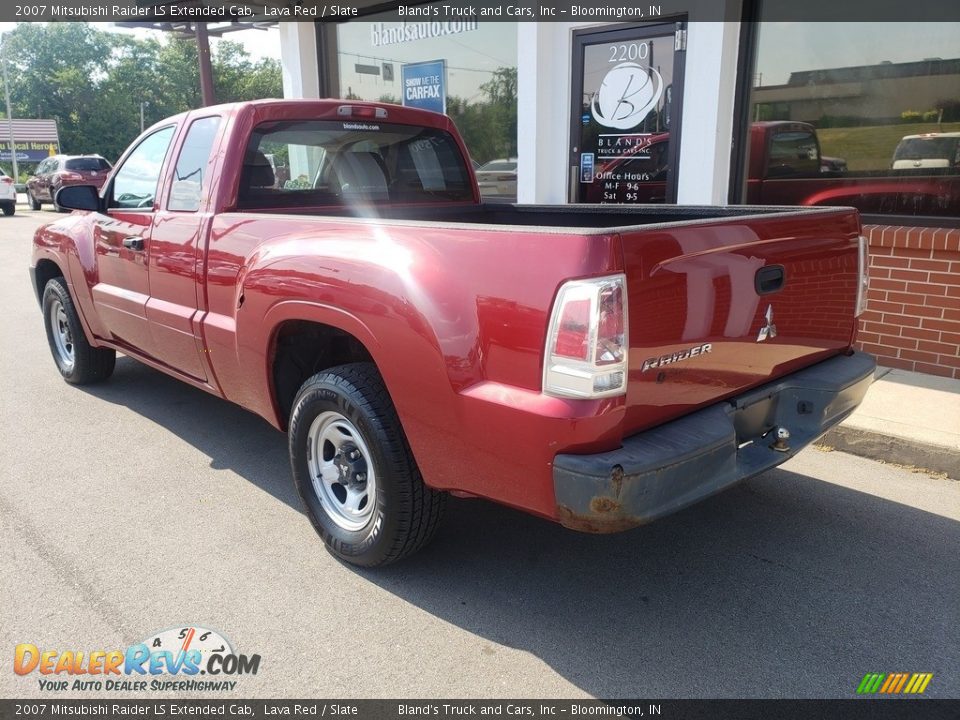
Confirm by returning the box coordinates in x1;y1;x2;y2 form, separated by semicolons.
222;202;862;442
244;201;839;231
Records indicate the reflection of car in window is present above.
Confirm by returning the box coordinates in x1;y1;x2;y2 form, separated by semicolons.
475;159;517;200
891;133;960;170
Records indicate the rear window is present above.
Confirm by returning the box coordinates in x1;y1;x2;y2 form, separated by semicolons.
65;157;111;171
766;131;820;177
238;120;473;209
893;137;960;162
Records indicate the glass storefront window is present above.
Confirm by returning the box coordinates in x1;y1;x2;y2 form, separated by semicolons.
741;18;960;218
327;12;517;200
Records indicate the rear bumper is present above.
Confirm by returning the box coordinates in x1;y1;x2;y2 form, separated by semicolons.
553;351;876;533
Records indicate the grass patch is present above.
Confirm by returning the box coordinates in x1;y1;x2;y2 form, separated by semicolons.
817;122;960;172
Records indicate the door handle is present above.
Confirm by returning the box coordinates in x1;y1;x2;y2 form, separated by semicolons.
755;265;785;295
122;237;145;251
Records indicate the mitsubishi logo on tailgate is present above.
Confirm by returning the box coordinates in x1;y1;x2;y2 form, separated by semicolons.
756;304;777;342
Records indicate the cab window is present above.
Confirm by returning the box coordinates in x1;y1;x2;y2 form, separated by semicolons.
168;116;222;212
110;126;175;210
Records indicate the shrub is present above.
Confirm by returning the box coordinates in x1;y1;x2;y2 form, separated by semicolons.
901;110;922;123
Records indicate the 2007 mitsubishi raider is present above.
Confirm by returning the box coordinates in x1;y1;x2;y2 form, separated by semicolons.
31;99;874;565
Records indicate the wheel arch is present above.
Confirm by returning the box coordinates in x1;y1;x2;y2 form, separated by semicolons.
33;258;65;306
269;318;377;427
260;302;383;429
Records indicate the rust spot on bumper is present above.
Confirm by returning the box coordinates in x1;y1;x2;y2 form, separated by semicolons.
590;496;621;514
557;504;646;534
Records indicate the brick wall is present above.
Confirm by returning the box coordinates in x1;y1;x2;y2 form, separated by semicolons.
857;225;960;379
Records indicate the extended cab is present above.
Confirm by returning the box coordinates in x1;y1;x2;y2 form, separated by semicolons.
31;100;875;566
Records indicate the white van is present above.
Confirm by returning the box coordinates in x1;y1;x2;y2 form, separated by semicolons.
891;132;960;170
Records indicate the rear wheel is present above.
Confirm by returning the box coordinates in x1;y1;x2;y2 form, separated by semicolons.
42;277;115;384
288;362;445;566
28;191;41;211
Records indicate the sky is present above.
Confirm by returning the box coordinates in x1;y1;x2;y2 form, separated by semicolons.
0;21;282;62
755;22;960;86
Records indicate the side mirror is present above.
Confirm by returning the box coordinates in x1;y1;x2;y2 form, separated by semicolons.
55;185;101;212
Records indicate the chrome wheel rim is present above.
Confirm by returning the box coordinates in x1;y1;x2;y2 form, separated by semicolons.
307;411;377;531
49;299;75;371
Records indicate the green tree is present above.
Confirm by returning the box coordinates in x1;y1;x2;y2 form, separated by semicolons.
1;23;282;164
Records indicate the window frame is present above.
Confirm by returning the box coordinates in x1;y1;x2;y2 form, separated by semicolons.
106;124;177;212
165;114;224;214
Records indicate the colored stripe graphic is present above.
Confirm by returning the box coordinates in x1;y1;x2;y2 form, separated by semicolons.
857;673;885;694
905;673;934;694
857;673;933;694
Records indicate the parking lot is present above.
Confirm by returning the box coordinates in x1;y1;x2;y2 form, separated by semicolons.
1;206;958;699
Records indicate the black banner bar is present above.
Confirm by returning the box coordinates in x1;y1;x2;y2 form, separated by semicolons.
1;0;960;23
2;700;960;720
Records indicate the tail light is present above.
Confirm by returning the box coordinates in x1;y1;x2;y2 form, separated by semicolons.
543;274;628;398
59;172;83;182
0;176;11;184
855;235;869;317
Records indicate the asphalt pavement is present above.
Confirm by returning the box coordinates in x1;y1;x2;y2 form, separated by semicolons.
1;206;958;699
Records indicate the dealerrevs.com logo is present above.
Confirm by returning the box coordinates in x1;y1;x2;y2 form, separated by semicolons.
13;626;260;693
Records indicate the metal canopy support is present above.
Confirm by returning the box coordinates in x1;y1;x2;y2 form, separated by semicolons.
195;22;215;106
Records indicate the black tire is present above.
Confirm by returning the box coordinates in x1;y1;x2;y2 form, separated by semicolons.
1;202;13;216
289;362;445;566
51;189;65;213
28;191;41;211
42;277;116;384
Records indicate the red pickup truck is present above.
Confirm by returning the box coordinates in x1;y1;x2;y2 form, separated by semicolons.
31;100;875;566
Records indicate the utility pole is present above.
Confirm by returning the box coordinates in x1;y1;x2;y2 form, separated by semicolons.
1;32;18;183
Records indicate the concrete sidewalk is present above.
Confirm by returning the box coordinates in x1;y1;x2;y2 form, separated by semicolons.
821;366;960;480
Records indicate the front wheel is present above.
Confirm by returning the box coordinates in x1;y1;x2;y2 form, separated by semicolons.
1;202;13;216
28;191;41;211
288;363;445;566
42;277;116;384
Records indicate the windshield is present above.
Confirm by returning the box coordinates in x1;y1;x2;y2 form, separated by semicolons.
239;119;473;209
893;137;960;162
66;157;111;171
479;161;516;172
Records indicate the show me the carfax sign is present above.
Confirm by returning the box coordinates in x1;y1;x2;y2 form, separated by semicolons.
401;60;447;115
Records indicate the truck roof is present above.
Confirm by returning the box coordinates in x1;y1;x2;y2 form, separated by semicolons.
899;132;960;140
151;98;457;135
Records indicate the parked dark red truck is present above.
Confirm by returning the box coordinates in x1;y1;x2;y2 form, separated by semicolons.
31;100;875;565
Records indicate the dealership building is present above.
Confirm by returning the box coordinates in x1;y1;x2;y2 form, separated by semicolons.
157;5;960;378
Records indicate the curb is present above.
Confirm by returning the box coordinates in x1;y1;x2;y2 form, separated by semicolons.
821;425;959;480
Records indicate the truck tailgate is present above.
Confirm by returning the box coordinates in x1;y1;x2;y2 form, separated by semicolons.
618;208;861;436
